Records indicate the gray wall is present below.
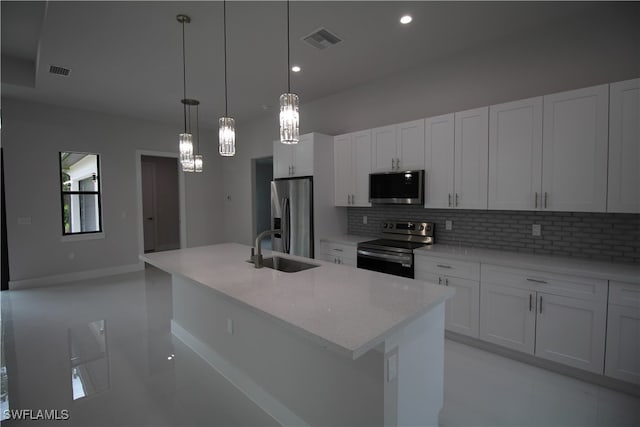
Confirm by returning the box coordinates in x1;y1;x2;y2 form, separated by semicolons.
2;98;225;282
347;207;640;264
224;9;640;246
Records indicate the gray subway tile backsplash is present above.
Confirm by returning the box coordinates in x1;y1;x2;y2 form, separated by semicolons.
347;207;640;264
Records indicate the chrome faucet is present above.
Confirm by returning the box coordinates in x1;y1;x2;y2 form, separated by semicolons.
251;229;281;268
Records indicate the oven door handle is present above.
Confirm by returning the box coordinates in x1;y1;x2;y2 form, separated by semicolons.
357;249;412;265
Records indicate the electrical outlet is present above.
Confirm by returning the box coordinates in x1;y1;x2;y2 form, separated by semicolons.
532;224;541;237
227;318;233;334
445;220;452;231
363;215;367;225
17;217;31;225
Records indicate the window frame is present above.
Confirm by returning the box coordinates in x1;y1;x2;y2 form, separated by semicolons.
59;152;103;236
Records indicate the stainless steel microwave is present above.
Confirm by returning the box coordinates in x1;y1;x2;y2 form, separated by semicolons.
369;170;424;205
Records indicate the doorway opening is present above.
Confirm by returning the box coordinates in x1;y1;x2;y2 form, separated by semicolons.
252;157;273;250
140;155;180;253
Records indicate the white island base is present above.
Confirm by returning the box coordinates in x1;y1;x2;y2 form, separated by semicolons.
170;274;445;427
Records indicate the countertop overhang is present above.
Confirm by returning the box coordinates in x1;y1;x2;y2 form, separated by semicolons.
141;243;454;359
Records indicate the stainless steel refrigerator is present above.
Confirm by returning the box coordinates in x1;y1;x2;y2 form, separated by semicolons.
271;177;313;258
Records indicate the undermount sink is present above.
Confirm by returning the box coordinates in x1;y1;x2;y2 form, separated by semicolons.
247;256;319;273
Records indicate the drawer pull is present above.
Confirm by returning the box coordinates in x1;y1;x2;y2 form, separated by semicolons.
437;264;452;269
332;248;343;252
526;278;547;284
539;296;543;314
529;294;533;311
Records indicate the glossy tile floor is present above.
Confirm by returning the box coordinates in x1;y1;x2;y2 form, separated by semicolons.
1;267;638;426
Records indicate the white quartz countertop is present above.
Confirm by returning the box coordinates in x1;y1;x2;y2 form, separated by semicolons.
319;235;372;246
415;244;640;284
141;243;453;359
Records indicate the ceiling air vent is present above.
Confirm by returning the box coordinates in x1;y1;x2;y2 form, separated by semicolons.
49;65;71;76
302;27;342;50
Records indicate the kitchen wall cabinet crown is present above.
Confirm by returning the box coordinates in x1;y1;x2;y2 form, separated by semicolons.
334;130;372;207
371;119;425;172
607;78;640;213
273;134;314;178
425;108;489;209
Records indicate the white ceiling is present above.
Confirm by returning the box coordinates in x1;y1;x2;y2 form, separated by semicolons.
1;1;628;129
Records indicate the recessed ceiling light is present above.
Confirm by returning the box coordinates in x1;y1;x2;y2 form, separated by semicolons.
291;65;301;73
400;15;412;25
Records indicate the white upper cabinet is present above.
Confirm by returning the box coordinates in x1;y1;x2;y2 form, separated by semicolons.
334;135;352;206
273;135;314;179
397;119;425;171
371;125;397;172
334;130;372;207
371;119;425;172
608;78;640;213
488;97;543;210
542;84;609;212
454;107;489;209
425;114;455;208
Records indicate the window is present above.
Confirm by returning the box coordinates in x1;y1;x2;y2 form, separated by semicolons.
60;152;102;235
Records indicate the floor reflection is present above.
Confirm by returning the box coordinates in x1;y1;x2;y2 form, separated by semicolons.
0;266;277;426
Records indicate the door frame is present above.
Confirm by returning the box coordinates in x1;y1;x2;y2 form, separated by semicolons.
135;150;186;263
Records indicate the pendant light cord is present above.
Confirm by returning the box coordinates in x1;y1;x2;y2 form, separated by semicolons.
223;1;229;116
286;0;291;93
181;19;188;133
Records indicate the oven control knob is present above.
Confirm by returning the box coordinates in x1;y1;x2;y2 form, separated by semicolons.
420;225;425;231
383;223;388;228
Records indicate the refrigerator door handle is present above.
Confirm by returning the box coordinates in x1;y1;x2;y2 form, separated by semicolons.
283;197;291;253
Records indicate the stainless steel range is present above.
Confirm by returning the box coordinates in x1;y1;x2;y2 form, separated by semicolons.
357;220;434;278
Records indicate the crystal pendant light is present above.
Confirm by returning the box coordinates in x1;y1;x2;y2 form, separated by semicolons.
177;14;194;171
279;1;299;144
219;1;236;157
181;98;201;173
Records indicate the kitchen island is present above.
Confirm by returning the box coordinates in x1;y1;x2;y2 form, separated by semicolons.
141;243;454;426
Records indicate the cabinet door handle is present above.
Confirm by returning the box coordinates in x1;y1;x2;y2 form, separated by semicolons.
539;296;543;314
445;278;449;286
438;277;442;285
455;193;459;207
437;264;452;269
529;294;533;311
526;278;547;284
333;248;343;252
396;158;400;170
534;192;538;209
448;193;452;207
544;192;548;209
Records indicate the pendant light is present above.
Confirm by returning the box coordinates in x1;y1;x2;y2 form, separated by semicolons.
279;0;299;145
177;14;194;171
219;1;236;156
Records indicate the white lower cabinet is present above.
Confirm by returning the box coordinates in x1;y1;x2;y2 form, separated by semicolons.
605;281;640;384
479;283;536;353
319;240;356;266
534;292;606;373
480;264;607;374
416;256;480;338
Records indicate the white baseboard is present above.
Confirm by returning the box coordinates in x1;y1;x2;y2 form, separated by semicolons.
8;262;145;290
171;320;309;427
